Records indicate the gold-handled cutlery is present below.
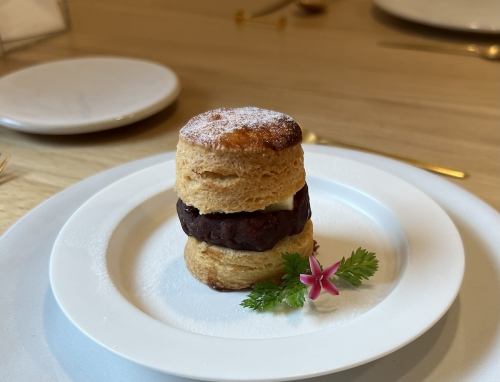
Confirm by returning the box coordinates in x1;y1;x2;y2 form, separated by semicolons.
301;129;468;179
380;41;500;61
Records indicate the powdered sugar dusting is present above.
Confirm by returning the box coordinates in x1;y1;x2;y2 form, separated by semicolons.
180;107;302;151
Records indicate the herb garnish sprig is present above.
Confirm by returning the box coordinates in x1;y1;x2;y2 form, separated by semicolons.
241;248;378;311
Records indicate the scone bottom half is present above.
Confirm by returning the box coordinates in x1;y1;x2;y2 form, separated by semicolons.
175;107;314;290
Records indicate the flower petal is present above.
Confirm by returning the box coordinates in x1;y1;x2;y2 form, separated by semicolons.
299;274;316;286
309;280;322;300
321;278;339;296
309;256;322;276
323;261;341;278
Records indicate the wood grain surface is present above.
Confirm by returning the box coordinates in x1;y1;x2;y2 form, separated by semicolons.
1;0;499;233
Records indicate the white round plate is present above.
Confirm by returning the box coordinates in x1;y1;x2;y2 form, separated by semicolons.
49;152;464;381
3;146;500;382
374;0;500;34
0;57;180;134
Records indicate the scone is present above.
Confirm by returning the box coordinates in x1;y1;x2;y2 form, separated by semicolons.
176;106;314;290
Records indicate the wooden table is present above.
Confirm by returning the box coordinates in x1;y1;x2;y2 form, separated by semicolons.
1;0;499;233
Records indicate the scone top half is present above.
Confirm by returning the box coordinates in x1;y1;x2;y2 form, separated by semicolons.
176;107;305;214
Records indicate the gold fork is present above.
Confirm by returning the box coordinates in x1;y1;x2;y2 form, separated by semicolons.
301;129;468;179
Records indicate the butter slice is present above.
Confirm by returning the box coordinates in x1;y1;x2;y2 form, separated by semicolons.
264;194;294;211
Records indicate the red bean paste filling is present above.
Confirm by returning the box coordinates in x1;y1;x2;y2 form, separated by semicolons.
176;184;311;252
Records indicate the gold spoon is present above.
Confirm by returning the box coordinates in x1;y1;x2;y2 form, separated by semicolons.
301;129;468;179
380;41;500;61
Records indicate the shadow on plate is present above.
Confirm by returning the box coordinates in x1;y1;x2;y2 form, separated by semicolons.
12;100;180;145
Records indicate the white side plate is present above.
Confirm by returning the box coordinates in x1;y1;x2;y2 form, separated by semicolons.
49;152;464;381
375;0;500;34
0;57;180;134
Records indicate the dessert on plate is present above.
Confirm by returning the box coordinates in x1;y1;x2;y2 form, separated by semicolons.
176;106;313;290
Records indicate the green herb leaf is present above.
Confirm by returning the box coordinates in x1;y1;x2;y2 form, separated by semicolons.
240;281;282;311
280;253;309;308
335;247;379;287
281;278;307;308
282;252;309;280
241;253;309;311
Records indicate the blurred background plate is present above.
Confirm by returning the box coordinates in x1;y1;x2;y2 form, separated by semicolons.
0;57;180;135
374;0;500;33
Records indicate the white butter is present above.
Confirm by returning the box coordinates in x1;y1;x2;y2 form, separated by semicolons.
264;194;294;211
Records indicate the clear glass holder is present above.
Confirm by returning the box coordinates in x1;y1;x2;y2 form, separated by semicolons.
0;0;70;57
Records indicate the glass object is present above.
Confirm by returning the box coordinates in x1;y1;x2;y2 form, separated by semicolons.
0;0;70;56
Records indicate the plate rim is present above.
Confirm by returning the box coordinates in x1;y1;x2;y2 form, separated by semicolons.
374;0;500;34
49;150;465;381
0;56;181;135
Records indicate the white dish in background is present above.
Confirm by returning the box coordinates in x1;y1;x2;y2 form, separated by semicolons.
0;57;180;134
374;0;500;34
49;152;464;381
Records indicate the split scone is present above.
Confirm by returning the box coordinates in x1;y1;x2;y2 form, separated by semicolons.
176;107;313;290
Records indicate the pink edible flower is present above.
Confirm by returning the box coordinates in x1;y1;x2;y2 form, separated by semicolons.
299;256;340;300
